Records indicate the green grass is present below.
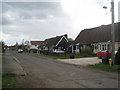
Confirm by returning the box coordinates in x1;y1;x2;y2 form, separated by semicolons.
88;64;120;73
2;73;18;88
40;54;96;59
0;58;2;64
0;53;2;64
0;74;2;89
0;53;5;64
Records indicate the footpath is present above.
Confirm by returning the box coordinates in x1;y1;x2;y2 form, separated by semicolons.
2;52;26;75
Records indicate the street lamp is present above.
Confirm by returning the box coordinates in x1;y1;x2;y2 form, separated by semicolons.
103;0;115;64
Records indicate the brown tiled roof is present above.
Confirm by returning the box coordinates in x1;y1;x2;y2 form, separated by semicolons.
45;36;62;47
75;22;120;44
44;34;68;47
31;41;43;45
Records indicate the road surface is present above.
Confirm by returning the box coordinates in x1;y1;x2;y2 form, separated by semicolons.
3;50;119;88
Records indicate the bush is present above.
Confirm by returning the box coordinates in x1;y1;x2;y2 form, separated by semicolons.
81;46;93;56
115;47;120;65
0;41;5;53
40;50;49;55
30;49;37;53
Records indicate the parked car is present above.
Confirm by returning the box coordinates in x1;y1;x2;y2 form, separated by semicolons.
97;49;117;59
52;49;65;54
18;49;23;53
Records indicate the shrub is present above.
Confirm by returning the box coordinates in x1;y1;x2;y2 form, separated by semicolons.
115;47;120;65
81;46;93;56
0;41;5;53
30;49;37;53
40;50;49;55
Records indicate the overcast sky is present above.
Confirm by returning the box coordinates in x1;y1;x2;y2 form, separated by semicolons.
1;0;120;45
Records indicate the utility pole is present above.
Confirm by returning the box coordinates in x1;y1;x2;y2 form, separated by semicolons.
103;0;115;64
22;39;24;50
111;0;115;64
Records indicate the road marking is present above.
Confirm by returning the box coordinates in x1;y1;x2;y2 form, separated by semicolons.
13;56;26;76
13;57;21;64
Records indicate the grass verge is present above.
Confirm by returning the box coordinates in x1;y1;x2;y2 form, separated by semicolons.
40;54;96;59
88;64;120;73
2;73;18;88
0;53;2;64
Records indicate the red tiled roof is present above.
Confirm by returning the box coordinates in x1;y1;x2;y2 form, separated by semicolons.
30;41;43;45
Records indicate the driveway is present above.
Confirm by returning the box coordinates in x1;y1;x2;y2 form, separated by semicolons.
57;57;101;66
3;50;118;88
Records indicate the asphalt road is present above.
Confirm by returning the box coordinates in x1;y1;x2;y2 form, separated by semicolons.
3;50;119;88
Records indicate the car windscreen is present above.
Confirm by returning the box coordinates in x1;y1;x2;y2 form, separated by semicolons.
100;50;106;52
100;50;111;52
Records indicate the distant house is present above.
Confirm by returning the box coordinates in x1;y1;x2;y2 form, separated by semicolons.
29;41;43;53
39;34;69;53
9;45;16;50
71;22;120;54
9;42;19;50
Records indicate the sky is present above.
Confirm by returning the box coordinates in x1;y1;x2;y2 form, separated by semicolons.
0;0;120;46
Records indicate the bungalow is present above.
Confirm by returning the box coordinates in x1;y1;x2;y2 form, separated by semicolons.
39;34;69;53
28;41;43;53
71;22;120;54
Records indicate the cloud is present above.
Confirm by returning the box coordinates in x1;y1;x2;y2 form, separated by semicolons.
2;13;74;38
2;2;62;19
2;2;75;45
1;1;119;45
1;13;14;25
61;0;112;29
1;2;63;26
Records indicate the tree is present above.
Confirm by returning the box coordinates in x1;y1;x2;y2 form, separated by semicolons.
24;45;30;52
115;47;120;65
81;46;93;56
68;38;73;41
15;42;18;50
0;41;5;53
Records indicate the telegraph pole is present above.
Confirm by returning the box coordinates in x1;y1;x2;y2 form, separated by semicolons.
103;0;115;64
22;39;24;50
111;0;115;64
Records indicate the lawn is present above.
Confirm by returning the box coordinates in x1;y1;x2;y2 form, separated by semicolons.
0;74;1;89
88;64;120;73
40;54;96;59
0;53;2;64
2;73;18;88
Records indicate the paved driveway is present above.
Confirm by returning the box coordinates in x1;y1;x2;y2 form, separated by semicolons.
57;57;101;66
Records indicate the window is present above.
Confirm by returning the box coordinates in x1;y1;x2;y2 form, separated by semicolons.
77;45;79;50
94;44;98;50
73;45;76;50
94;45;96;49
108;44;110;49
100;44;101;50
104;44;106;50
96;45;98;49
102;45;105;50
